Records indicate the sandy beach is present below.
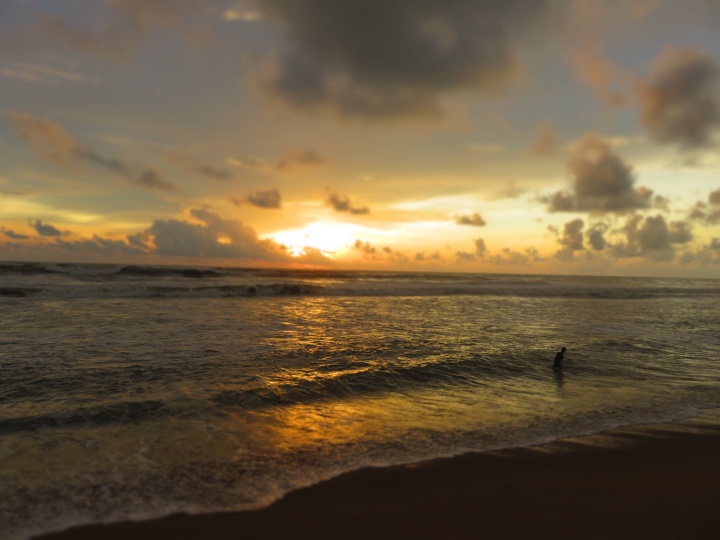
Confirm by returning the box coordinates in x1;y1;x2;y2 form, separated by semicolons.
38;409;720;540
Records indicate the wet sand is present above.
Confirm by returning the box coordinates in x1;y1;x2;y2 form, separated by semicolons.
40;410;720;540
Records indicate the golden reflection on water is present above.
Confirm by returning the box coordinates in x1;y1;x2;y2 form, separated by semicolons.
232;364;657;458
243;385;518;454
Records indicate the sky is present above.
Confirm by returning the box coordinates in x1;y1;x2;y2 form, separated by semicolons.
1;0;719;277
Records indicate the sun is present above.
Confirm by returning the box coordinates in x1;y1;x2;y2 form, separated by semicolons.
271;222;363;257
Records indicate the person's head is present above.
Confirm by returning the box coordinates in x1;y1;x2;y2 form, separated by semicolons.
561;347;566;352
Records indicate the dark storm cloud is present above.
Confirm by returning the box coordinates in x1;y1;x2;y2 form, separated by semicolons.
546;134;652;213
7;111;178;192
455;213;486;227
638;48;720;148
253;0;558;119
326;192;369;215
31;220;64;237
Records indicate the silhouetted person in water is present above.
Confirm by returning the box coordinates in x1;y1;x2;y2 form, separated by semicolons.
552;347;566;371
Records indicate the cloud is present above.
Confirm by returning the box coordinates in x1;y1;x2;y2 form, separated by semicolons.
456;238;536;265
253;0;558;119
572;42;629;107
381;246;409;263
7;111;178;192
354;240;408;263
224;9;263;22
455;237;487;262
0;60;96;86
275;149;327;173
54;235;146;256
0;0;210;60
638;47;720;148
227;149;327;174
610;214;692;262
680;241;720;265
195;165;233;180
147;208;292;261
636;216;674;253
127;231;152;250
455;250;477;263
455;213;487;227
137;168;176;192
688;188;720;224
240;188;282;209
76;147;133;176
1;229;29;240
226;156;270;170
711;188;720;205
354;240;377;257
487;180;527;201
32;220;65;237
653;195;671;212
7;111;78;166
558;218;585;251
488;247;542;266
586;222;608;251
326;192;369;215
5;209;331;265
545;133;653;213
414;250;441;262
168;153;234;180
669;221;693;244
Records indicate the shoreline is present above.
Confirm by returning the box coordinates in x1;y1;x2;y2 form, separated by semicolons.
37;409;720;540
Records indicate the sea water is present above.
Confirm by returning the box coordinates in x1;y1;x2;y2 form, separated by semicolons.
1;262;719;539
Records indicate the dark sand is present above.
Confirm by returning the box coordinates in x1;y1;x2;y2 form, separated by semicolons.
40;411;720;540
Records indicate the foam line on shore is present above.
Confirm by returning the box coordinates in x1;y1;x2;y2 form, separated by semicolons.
36;408;720;540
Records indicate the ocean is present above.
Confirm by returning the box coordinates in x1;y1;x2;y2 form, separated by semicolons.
1;262;719;539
